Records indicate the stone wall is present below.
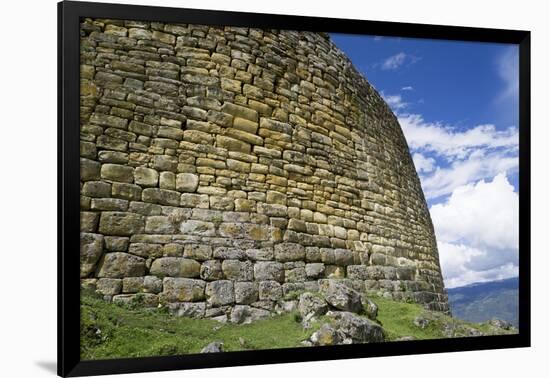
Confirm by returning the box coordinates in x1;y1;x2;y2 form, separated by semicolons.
79;17;449;318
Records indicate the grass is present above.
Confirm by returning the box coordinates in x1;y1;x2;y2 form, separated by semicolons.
81;291;517;360
80;292;320;360
371;295;517;341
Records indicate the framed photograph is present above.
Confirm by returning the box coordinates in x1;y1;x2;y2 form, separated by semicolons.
58;0;530;376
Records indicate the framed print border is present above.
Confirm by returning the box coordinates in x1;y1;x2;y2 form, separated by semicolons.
58;1;531;376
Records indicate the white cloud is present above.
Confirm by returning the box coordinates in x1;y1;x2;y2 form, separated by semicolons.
431;174;519;288
381;52;407;70
419;149;518;199
381;92;408;111
401;86;414;91
398;113;519;199
431;174;518;249
496;46;519;102
399;113;519;160
412;152;436;173
439;241;518;288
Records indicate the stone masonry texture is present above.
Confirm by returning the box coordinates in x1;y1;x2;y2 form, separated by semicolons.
79;18;449;316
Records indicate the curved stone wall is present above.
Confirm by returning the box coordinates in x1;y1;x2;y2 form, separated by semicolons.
79;17;449;317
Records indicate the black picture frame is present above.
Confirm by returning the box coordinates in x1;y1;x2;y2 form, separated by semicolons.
58;1;531;376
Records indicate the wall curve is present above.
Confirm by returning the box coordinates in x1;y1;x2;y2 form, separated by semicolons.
79;18;449;317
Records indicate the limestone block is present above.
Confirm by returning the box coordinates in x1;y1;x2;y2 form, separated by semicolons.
176;173;199;192
200;260;224;281
134;167;159;187
183;244;213;261
97;252;146;278
254;261;284;282
80;232;104;277
206;280;235;306
150;257;201;277
162;278;206;302
258;281;282;301
97;278;122;295
98;212;145;236
235;282;258;304
222;260;253;281
274;243;306;262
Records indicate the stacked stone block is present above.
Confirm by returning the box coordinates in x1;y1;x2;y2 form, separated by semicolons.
79;18;449;318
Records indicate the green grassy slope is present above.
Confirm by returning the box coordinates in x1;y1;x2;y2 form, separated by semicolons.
81;292;517;360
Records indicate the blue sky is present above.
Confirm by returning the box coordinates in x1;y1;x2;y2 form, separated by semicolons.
331;34;519;288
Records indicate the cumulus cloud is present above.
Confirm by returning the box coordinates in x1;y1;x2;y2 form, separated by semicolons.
381;92;408;111
419;149;518;199
496;46;519;103
439;241;518;288
401;86;414;91
431;174;518;249
431;174;519;288
381;52;407;70
399;113;519;160
412;152;436;173
398;113;519;199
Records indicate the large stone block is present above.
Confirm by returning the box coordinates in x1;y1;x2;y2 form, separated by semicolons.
274;243;306;262
254;261;284;282
176;173;199;192
80;233;104;277
222;260;253;281
183;244;212;261
180;220;216;236
334;249;354;266
150;257;201;277
128;243;163;258
80;212;100;233
145;216;176;234
97;252;146;278
90;113;128;129
162;278;206;302
206;280;235;306
101;164;134;183
200;260;224;281
235;282;258;304
134;167;159;187
142;188;181;206
258;281;282;301
98;212;145;236
221;102;258;122
81;158;101;181
216;135;251;153
82;181;111;198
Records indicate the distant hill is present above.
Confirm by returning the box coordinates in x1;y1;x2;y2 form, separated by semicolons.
447;277;519;327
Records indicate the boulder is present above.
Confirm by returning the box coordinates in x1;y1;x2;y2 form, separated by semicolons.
487;318;515;330
229;305;271;324
319;280;362;313
167;302;206;318
310;323;343;346
298;292;328;318
200;341;223;353
413;315;430;329
361;297;379;320
326;311;385;343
